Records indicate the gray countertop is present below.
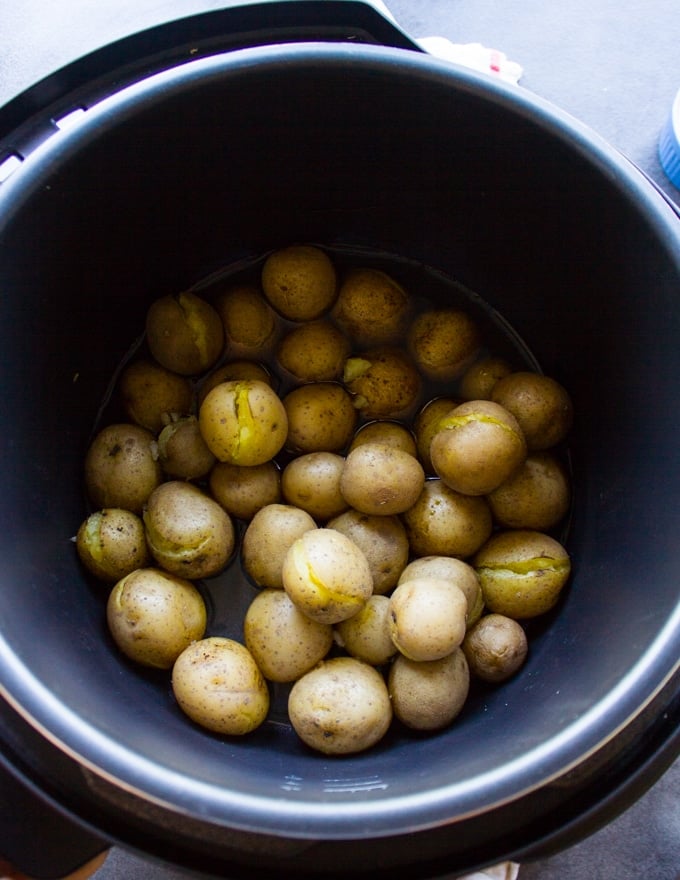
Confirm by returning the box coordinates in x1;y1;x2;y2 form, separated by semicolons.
1;1;678;878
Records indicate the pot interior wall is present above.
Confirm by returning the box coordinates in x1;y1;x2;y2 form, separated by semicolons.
1;45;679;840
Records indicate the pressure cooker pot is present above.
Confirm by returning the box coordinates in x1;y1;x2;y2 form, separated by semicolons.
0;2;679;878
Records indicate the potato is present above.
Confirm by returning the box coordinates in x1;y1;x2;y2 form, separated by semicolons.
429;399;527;496
487;451;571;530
458;355;512;401
474;529;571;619
388;649;469;731
107;568;206;669
281;452;348;521
172;637;269;735
407;307;480;382
156;415;216;479
413;397;459;474
288;657;392;754
334;594;397;666
402;479;493;559
241;503;317;588
214;284;279;360
276;319;351;383
198;379;288;465
261;244;337;321
331;267;411;347
145;291;224;376
143;481;235;579
198;360;273;407
343;347;421;419
282;528;373;624
462;614;528;682
244;589;333;682
388;577;468;662
209;460;282;521
118;359;193;433
327;509;409;595
398;556;484;628
283;382;357;454
349;420;418;457
76;508;150;584
339;443;425;516
491;371;574;450
84;423;163;515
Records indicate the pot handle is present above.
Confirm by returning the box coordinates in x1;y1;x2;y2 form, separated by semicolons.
0;0;420;163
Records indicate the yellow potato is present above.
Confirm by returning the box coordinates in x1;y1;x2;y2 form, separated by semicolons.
76;508;150;584
214;283;279;360
388;577;468;662
334;594;397;666
198;379;288;465
288;657;392;754
491;371;574;451
281;452;349;521
327;509;409;595
283;382;357;454
172;637;269;735
407;307;480;382
118;359;193;433
388;649;469;731
276;318;350;383
462;614;528;682
261;244;337;321
145;291;223;376
209;460;282;521
107;568;207;669
331;267;411;347
339;443;425;516
398;556;484;628
244;589;333;682
241;503;317;588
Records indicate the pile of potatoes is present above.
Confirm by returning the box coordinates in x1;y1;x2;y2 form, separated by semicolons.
76;244;573;755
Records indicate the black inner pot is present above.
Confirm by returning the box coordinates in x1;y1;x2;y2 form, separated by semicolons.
1;40;679;878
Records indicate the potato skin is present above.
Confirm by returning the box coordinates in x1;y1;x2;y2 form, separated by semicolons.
276;319;350;383
340;443;425;516
172;637;269;735
388;649;470;731
209;460;282;521
343;347;421;420
143;481;235;579
407;307;480;382
487;451;571;530
118;359;193;433
281;452;349;521
244;589;333;682
462;614;528;682
327;509;409;595
241;503;317;588
84;423;163;515
261;245;337;321
288;657;392;754
107;568;206;669
334;594;397;666
283;382;357;454
491;371;574;451
146;291;223;376
388;577;468;662
331;267;411;347
398;556;484;628
76;508;150;583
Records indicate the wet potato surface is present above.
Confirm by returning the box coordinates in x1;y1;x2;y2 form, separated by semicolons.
77;244;574;755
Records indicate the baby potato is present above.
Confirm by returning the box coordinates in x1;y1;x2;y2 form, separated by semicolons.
156;415;216;480
462;614;528;683
430;399;527;496
343;347;421;420
349;420;418;457
282;528;373;625
198;360;273;407
402;479;493;559
331;267;411;347
334;594;397;666
340;443;425;516
209;460;282;521
118;359;194;434
281;452;348;521
407;307;480;382
241;503;317;588
491;371;574;451
76;508;150;584
244;589;333;682
261;244;337;321
458;355;512;401
172;637;269;735
288;656;392;755
276;319;351;383
146;291;224;376
487;451;571;530
283;382;357;454
388;577;468;662
413;397;459;474
388;649;469;731
198;379;288;466
327;509;409;595
143;481;235;579
84;423;163;515
398;556;484;628
214;284;279;360
107;567;206;669
474;529;571;619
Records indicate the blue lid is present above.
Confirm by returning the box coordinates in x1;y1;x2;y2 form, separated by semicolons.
659;88;680;189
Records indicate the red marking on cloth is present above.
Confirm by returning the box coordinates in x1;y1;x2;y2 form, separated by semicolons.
489;50;502;73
